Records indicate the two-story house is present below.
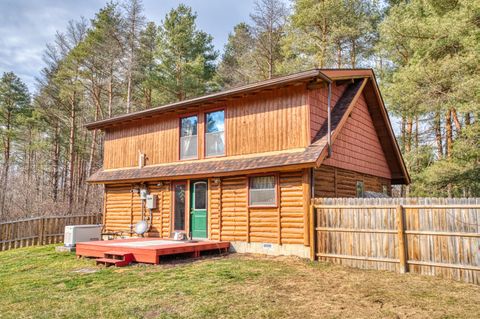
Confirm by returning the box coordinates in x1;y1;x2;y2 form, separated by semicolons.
86;69;409;258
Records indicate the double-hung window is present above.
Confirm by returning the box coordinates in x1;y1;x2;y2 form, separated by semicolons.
205;110;225;157
180;115;198;160
249;175;277;207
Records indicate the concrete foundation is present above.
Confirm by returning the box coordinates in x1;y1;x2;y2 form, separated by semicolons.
229;241;310;259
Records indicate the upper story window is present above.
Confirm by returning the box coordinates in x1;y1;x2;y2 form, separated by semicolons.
180;115;198;160
205;110;225;157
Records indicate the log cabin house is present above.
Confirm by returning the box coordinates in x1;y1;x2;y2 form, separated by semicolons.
86;69;409;258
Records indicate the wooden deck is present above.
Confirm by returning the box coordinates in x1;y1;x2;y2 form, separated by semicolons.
76;238;230;264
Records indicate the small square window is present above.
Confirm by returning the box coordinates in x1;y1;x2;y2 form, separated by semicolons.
249;176;277;207
356;181;365;198
382;185;389;195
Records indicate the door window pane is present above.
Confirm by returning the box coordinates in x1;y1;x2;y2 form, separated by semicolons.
249;176;276;206
193;182;207;210
174;184;186;230
180;116;198;160
205;110;225;157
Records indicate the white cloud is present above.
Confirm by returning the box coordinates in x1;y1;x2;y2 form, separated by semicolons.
0;0;255;93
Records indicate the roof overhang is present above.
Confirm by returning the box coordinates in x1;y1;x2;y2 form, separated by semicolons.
85;69;332;130
86;69;410;185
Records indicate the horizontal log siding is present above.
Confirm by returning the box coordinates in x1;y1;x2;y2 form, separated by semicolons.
104;185;133;233
314;165;391;198
103;85;309;169
322;92;392;179
280;171;305;244
220;177;248;241
103;170;308;244
209;179;221;240
104;183;171;237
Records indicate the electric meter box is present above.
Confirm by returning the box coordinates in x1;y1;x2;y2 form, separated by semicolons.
146;194;157;209
140;188;148;200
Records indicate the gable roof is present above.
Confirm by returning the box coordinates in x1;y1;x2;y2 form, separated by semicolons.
88;74;412;184
87;69;409;184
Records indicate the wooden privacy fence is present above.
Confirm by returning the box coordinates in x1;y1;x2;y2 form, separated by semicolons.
312;198;480;285
0;214;102;251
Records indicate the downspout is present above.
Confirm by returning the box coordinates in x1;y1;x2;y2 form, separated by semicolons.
327;82;332;158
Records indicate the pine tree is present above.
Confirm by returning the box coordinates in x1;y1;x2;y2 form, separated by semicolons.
153;4;218;102
0;72;31;218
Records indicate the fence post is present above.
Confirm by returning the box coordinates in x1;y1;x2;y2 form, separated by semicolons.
309;203;316;261
396;205;408;273
38;218;45;246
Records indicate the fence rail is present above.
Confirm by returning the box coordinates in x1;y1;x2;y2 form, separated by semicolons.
0;214;102;251
312;198;480;285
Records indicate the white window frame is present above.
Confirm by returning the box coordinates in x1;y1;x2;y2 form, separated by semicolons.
248;175;277;207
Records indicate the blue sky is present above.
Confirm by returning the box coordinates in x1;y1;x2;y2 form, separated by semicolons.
0;0;256;92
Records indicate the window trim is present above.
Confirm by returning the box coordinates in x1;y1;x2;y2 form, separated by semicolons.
178;113;199;161
204;107;226;158
247;173;279;208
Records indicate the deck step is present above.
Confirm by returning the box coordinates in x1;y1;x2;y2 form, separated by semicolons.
96;251;134;267
95;257;131;267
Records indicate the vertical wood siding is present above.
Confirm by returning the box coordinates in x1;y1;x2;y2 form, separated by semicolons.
104;115;178;169
314;165;391;198
227;86;309;156
103;85;309;169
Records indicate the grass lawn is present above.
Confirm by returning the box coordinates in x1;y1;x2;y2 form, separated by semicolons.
0;245;479;319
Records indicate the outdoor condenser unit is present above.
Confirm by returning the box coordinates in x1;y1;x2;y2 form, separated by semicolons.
64;225;102;247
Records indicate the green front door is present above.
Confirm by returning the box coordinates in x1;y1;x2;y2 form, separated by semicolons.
190;181;207;239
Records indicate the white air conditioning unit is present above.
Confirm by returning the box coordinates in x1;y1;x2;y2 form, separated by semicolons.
64;225;102;247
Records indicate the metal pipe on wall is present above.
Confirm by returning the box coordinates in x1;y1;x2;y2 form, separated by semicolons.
327;82;332;157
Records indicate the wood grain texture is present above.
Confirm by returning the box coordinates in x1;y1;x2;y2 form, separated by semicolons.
314;165;391;198
103;85;309;169
314;197;480;285
322;92;392;179
0;214;102;251
102;170;309;245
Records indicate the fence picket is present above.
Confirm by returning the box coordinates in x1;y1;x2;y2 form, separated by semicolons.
0;213;101;252
315;198;480;285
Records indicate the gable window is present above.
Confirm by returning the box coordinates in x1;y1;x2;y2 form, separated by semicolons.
205;110;225;157
249;175;277;207
180;115;198;160
356;181;365;198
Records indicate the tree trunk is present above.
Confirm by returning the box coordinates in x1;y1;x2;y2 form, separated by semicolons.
451;108;462;135
445;109;453;158
400;115;406;153
52;123;60;203
405;116;413;153
350;39;356;68
0;109;12;218
83;104;100;212
465;112;471;126
68;93;76;213
434;111;443;159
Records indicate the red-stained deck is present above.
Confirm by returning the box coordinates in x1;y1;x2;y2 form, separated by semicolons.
76;238;230;264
